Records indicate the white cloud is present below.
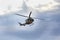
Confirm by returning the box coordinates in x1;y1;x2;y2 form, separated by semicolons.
25;0;59;12
0;0;23;15
0;0;59;15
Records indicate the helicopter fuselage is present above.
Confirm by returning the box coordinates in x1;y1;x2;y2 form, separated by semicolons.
25;17;34;25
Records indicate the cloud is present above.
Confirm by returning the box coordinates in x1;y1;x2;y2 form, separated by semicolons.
54;0;60;3
0;0;60;40
1;7;60;40
25;0;59;12
0;0;59;16
0;0;23;15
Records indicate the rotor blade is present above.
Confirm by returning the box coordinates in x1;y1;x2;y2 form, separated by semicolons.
33;17;45;20
29;11;32;17
15;14;28;18
15;14;45;20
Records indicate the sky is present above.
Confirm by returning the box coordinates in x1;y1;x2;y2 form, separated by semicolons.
0;0;60;40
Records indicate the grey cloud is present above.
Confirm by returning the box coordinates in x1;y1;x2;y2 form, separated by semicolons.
54;0;60;3
0;1;60;40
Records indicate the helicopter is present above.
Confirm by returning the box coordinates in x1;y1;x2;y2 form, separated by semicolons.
16;11;43;26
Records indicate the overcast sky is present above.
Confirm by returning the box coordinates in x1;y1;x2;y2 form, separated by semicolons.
0;0;60;40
